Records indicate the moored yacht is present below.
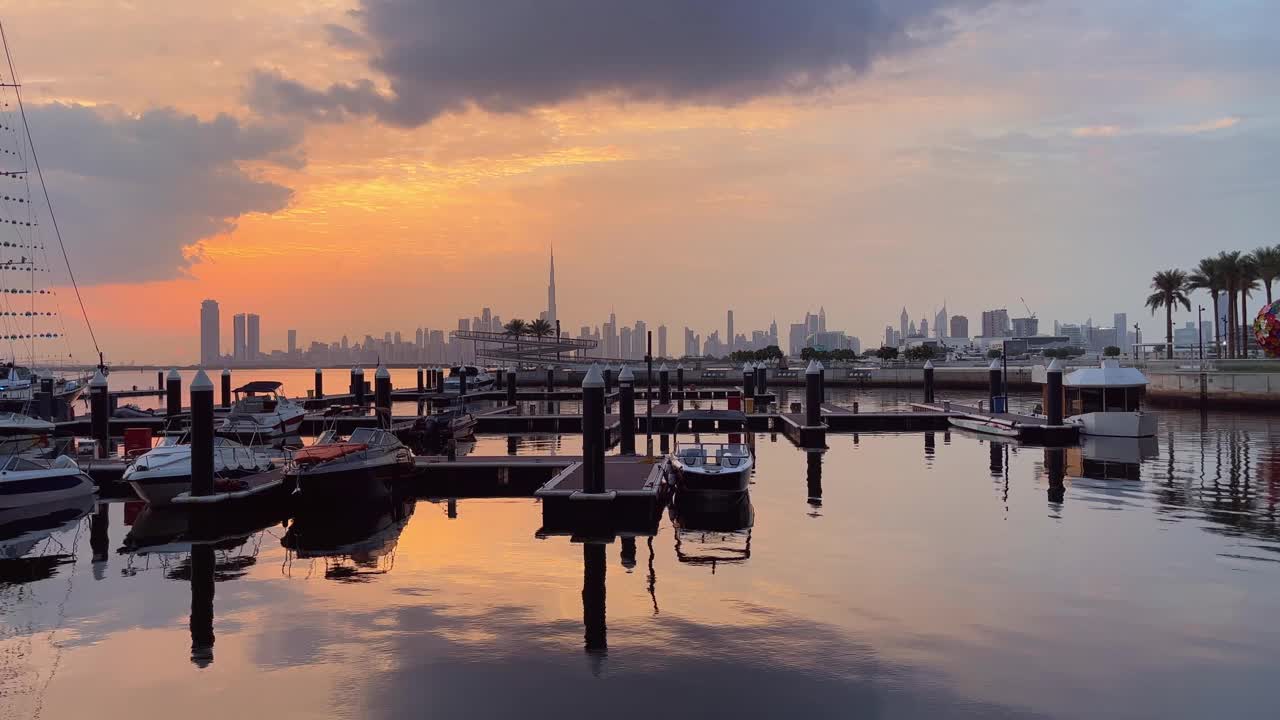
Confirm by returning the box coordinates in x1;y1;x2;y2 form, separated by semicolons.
124;435;277;505
1036;359;1158;438
0;412;55;454
286;427;414;506
0;454;96;514
668;410;754;496
219;381;306;439
442;365;495;393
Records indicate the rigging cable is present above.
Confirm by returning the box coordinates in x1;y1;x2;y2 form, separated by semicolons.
0;21;100;357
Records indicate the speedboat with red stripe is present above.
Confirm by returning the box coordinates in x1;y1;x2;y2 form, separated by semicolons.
286;427;413;506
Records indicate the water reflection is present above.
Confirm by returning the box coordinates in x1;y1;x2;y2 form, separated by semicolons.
6;393;1280;718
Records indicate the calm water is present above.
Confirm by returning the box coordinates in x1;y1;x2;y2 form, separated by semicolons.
4;389;1280;718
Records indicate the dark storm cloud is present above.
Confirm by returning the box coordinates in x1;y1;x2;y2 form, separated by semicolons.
26;104;302;283
248;0;991;127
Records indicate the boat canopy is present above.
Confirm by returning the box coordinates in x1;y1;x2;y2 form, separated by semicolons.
233;381;284;394
1063;360;1148;389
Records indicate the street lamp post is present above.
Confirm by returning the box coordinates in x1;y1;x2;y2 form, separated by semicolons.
1197;305;1205;362
1133;323;1142;365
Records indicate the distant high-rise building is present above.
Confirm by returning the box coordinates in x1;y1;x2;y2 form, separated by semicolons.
232;313;247;361
246;314;260;360
935;304;948;338
604;311;618;358
769;319;779;347
620;326;633;360
684;327;698;357
657;325;668;359
920;318;929;338
287;329;297;355
545;246;557;327
1113;313;1128;352
482;307;492;333
900;307;909;341
633;320;647;359
415;328;425;348
950;315;969;339
789;323;807;356
1011;316;1039;337
981;309;1010;337
818;306;827;333
885;326;895;347
726;310;734;353
200;300;220;365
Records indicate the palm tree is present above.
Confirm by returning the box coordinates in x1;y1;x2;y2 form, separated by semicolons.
1235;254;1260;356
528;318;554;338
1146;269;1191;359
504;318;527;357
1217;252;1242;358
1250;245;1280;306
1188;256;1225;358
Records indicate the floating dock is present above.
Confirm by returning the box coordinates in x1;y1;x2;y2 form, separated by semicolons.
910;402;1079;444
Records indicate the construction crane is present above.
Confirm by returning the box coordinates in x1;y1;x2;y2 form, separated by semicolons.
1020;297;1037;319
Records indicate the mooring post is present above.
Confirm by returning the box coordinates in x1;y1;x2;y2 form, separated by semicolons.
546;365;555;392
90;369;109;459
416;367;424;393
805;360;822;426
816;360;826;401
658;363;671;405
314;368;323;400
219;368;231;408
1046;358;1064;425
506;367;518;408
353;366;366;405
988;358;1002;412
375;364;392;427
1045;447;1066;504
742;362;756;399
582;364;606;493
756;362;768;397
923;360;935;404
190;369;214;497
619;365;636;454
458;367;468;397
603;366;613;395
349;366;359;398
494;367;505;391
38;376;53;421
166;369;182;417
157;370;164;392
676;364;685;392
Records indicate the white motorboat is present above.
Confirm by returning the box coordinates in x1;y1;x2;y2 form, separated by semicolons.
1036;359;1158;438
668;410;754;496
0;454;96;513
0;412;55;454
442;365;495;393
0;363;90;412
124;435;277;506
219;381;306;439
286;427;414;506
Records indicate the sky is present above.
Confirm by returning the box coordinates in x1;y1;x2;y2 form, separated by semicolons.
2;0;1278;364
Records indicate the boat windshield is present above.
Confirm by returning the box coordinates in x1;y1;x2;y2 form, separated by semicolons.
675;442;749;468
349;427;393;446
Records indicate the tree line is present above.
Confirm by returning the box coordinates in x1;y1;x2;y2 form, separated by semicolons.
1147;246;1280;359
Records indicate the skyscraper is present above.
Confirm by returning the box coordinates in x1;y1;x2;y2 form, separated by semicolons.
546;246;557;327
726;310;734;353
657;325;667;359
981;309;1010;337
900;307;909;341
935;304;948;338
1011;316;1039;337
1113;313;1128;352
950;315;969;339
200;299;220;365
246;313;261;360
287;329;297;355
620;326;633;359
232;313;246;361
818;306;827;333
633;320;647;359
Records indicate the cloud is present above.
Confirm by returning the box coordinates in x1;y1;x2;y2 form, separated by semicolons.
248;0;994;127
1071;116;1242;139
20;103;302;284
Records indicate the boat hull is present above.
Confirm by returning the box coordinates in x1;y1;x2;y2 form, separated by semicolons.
1068;411;1158;438
949;417;1020;438
287;456;411;508
129;467;266;506
670;464;751;496
0;471;96;511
